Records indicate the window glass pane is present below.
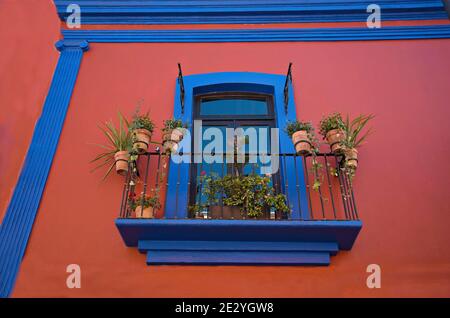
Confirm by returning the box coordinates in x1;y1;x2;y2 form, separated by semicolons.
200;98;268;116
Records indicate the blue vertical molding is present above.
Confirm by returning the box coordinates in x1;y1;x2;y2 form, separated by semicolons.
0;40;89;298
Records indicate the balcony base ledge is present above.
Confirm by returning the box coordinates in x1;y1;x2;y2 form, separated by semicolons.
115;219;362;266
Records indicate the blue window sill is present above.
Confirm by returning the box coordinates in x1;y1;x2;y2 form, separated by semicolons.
115;219;362;266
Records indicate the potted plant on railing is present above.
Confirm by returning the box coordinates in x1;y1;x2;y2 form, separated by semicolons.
338;113;374;175
285;120;315;155
91;112;132;179
131;190;161;218
162;119;187;154
130;110;155;154
319;112;345;153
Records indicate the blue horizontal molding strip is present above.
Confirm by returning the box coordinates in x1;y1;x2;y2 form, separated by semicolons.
54;0;448;24
0;40;89;298
62;25;450;43
146;250;331;265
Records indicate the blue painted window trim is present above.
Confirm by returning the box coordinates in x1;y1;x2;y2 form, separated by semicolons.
164;72;309;220
54;0;448;24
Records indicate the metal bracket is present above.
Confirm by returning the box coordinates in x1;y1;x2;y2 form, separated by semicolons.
284;62;293;115
177;63;185;114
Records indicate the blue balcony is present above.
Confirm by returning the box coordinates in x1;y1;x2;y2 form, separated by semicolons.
116;151;362;265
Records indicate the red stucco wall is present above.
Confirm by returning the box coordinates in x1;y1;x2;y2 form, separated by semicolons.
1;1;450;298
0;0;60;222
9;39;450;297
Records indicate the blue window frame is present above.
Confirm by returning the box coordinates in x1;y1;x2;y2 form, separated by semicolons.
190;91;280;217
164;72;309;219
199;96;269;116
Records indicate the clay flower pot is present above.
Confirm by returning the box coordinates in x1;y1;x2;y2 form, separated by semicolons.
291;130;312;155
344;148;358;169
162;128;184;153
135;206;155;218
326;129;345;153
209;205;243;219
133;129;152;154
114;151;129;175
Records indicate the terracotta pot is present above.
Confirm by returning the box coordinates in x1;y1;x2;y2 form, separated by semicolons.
133;128;152;154
162;128;184;154
344;148;358;169
114;151;129;175
163;128;184;143
208;206;273;220
209;205;243;219
162;140;179;154
247;209;271;220
326;129;345;153
135;206;155;218
291;130;312;155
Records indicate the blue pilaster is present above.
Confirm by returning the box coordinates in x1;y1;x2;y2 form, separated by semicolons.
0;40;89;298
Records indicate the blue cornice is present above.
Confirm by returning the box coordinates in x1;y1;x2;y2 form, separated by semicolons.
54;0;449;24
62;25;450;42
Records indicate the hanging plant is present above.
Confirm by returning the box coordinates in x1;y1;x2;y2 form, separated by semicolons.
162;119;187;154
338;114;374;178
319;113;346;153
285;120;315;155
130;110;155;154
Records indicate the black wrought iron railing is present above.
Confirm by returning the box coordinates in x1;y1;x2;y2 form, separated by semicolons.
119;150;358;221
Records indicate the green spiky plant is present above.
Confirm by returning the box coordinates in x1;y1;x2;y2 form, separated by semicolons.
338;113;374;179
338;114;374;150
90;112;132;180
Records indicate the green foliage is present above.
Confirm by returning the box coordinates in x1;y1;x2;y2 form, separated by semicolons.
188;204;202;214
319;112;343;137
90;112;132;180
198;173;290;218
163;118;186;131
337;113;374;181
198;173;222;205
338;114;374;149
129;110;155;132
129;190;161;211
284;120;313;137
310;158;324;192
